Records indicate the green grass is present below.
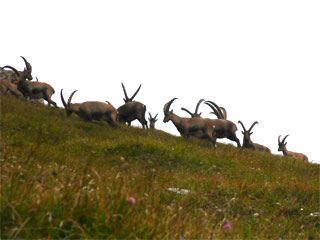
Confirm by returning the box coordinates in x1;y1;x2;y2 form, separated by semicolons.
1;95;319;239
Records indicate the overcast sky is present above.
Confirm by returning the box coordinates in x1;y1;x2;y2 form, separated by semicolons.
1;1;319;163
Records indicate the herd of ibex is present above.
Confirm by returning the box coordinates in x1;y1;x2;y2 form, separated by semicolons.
0;56;309;162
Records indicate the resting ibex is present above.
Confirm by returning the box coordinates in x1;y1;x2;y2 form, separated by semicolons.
0;79;23;97
238;121;271;152
148;113;158;129
278;135;308;161
0;56;33;84
182;100;240;147
60;89;118;126
163;98;217;148
2;66;57;107
117;83;148;129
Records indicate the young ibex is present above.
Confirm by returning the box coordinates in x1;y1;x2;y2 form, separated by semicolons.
60;89;118;126
278;135;308;161
182;100;241;147
163;98;217;148
148;113;158;129
117;83;148;129
238;121;271;152
0;56;33;84
2;66;57;107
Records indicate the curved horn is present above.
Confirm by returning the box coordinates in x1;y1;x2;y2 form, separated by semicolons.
121;83;129;101
195;99;205;115
2;66;20;76
205;101;223;119
238;120;247;131
248;121;259;132
205;101;224;119
68;90;78;106
220;107;227;119
154;113;158;119
282;134;289;144
20;56;31;71
164;98;178;113
148;112;152;119
181;107;193;117
60;89;67;109
278;135;281;144
130;84;141;101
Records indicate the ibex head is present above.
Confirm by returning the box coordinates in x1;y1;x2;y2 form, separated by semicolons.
181;99;205;118
278;135;289;152
60;89;77;116
121;83;141;103
163;98;178;123
238;121;259;140
148;113;158;129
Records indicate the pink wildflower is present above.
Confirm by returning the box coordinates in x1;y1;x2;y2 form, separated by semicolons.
223;221;232;230
128;197;136;205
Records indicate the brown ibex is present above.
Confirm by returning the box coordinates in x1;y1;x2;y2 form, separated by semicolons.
163;98;217;148
0;79;23;97
182;100;240;147
238;121;271;152
60;89;118;126
278;135;308;161
0;56;33;84
148;113;158;129
117;83;148;129
2;66;57;107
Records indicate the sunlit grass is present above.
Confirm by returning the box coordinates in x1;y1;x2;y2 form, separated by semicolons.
0;95;319;239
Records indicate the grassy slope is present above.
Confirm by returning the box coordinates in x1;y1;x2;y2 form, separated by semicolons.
0;95;319;239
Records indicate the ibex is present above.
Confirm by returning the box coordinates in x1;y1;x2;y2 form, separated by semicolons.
0;56;33;84
163;98;217;148
0;79;23;97
181;99;205;118
60;89;118;126
148;113;158;129
278;135;308;161
238;121;271;152
117;83;148;129
2;66;57;107
182;100;240;147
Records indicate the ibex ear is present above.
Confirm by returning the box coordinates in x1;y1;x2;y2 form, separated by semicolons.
123;98;126;102
250;132;253;135
285;142;287;146
242;131;244;134
170;110;173;113
155;119;158;122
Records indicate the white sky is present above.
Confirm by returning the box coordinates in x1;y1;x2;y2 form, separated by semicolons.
1;1;319;163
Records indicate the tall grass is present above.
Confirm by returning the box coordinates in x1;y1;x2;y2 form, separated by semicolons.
0;95;319;239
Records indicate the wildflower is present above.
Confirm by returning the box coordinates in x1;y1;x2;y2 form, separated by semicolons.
223;221;231;230
128;197;136;205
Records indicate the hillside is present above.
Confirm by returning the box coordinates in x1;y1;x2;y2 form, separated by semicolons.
0;95;319;239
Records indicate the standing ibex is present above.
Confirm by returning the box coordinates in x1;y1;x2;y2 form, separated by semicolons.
182;100;240;147
163;98;217;148
0;56;33;84
60;89;118;126
238;121;271;152
2;66;57;107
148;113;158;129
117;83;148;129
278;135;308;161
